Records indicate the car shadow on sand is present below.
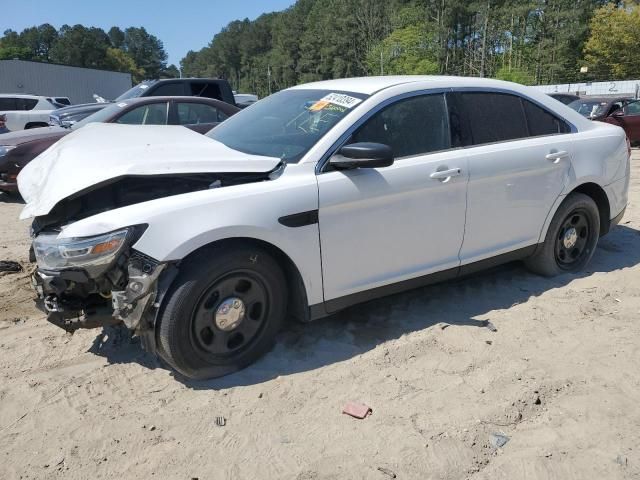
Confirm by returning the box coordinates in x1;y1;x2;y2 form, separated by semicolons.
89;224;640;389
0;192;24;204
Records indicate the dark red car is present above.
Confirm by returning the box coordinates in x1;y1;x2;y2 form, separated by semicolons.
568;96;640;145
0;96;239;193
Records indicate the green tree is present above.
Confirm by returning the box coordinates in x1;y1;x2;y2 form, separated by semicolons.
583;3;640;80
49;25;111;68
105;47;145;81
122;27;168;79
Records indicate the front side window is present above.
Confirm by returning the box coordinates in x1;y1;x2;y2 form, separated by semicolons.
115;102;168;125
208;89;368;163
352;94;450;158
177;102;221;125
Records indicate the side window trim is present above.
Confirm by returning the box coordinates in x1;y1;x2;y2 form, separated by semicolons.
316;88;452;174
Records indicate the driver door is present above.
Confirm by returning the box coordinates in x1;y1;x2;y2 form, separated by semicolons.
316;93;468;308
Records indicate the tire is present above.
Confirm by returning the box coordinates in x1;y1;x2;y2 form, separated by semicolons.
525;193;600;277
157;243;287;380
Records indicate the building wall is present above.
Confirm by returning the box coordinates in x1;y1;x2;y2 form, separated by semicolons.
0;60;132;104
533;79;640;98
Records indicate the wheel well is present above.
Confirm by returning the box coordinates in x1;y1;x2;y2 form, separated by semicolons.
571;183;610;235
181;238;310;323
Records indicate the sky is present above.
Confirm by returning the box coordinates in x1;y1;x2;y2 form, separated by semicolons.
2;0;297;67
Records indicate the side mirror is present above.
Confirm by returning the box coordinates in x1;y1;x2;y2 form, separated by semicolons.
610;109;625;118
329;142;394;170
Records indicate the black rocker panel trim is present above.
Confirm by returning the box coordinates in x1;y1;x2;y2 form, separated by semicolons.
309;244;538;319
278;210;319;228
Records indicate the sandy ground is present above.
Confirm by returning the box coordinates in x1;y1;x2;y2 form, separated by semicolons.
1;155;640;480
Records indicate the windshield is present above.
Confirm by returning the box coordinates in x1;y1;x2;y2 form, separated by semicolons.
71;102;127;129
115;81;157;101
207;89;368;163
568;99;609;117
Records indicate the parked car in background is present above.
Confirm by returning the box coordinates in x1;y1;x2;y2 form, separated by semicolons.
0;94;57;131
548;93;580;105
567;96;631;120
46;97;72;107
567;96;640;145
0;96;238;193
234;93;259;109
49;102;108;128
56;78;238;123
20;76;630;380
601;99;640;145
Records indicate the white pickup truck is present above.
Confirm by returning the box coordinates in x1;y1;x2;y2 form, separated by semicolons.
0;94;57;132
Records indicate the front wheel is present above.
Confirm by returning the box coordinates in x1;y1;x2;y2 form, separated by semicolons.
525;193;600;277
157;244;287;380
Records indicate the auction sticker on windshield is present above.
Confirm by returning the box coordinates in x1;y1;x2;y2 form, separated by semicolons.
309;93;362;112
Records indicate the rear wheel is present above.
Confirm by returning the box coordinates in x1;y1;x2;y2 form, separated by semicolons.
525;193;600;276
157;244;287;380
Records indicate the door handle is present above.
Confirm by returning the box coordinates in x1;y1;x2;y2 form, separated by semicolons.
545;151;569;163
430;168;462;181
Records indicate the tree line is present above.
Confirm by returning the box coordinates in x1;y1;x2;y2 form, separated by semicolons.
180;0;640;96
0;24;179;82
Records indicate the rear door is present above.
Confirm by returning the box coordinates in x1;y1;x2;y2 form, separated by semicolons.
451;91;574;264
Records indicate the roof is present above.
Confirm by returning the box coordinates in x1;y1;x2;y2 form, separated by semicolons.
0;93;47;99
288;75;519;95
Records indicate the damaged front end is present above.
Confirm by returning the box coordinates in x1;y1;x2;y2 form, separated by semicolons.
29;168;284;354
30;225;172;351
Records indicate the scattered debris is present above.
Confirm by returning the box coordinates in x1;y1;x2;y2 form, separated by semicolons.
489;433;510;448
614;298;621;303
377;466;397;478
149;425;156;431
0;260;22;274
483;320;498;332
616;455;628;466
485;340;493;345
440;323;450;330
342;402;372;419
215;416;226;427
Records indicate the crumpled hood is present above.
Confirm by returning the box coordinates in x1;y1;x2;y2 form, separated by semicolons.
18;123;281;219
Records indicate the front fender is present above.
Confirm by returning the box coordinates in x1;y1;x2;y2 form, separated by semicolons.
58;168;324;305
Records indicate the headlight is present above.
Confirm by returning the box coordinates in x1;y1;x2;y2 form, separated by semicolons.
0;145;16;158
33;229;130;273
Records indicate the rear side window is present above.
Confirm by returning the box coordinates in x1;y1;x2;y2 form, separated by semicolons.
0;98;18;110
150;83;185;96
523;99;571;136
352;94;450;158
190;83;222;100
115;102;168;125
177;102;223;124
458;92;528;145
16;98;38;110
626;101;640;116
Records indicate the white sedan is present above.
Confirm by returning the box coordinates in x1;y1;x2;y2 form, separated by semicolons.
20;76;630;380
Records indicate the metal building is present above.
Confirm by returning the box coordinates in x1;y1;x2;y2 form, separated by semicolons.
533;79;640;98
0;59;132;104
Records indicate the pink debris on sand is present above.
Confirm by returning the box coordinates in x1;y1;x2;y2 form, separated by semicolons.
342;402;372;419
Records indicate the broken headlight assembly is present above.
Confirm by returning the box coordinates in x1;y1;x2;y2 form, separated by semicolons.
33;229;131;275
